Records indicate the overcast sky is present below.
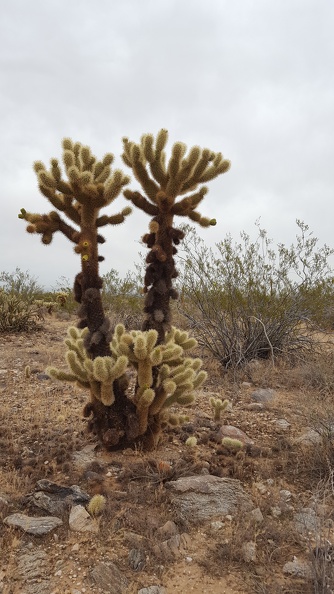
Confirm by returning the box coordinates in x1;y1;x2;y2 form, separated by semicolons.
1;0;333;289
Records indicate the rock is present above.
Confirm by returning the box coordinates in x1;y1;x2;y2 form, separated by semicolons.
283;556;313;578
274;419;291;430
91;562;128;593
72;444;98;469
36;373;50;380
251;388;276;404
242;541;257;562
294;429;322;446
253;481;267;495
69;505;99;533
249;507;264;523
153;532;191;559
35;480;90;503
26;491;69;516
122;530;145;548
244;403;264;411
280;489;292;502
4;513;62;535
271;506;282;518
15;548;53;593
71;543;80;552
156;520;178;539
211;520;225;530
17;549;48;580
26;481;90;516
165;475;253;522
128;548;146;571
294;508;320;536
138;586;167;594
216;425;254;445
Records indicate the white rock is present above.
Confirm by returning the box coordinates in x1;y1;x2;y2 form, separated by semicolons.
69;505;99;533
242;541;256;562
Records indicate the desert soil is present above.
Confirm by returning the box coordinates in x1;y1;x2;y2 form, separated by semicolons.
0;315;333;594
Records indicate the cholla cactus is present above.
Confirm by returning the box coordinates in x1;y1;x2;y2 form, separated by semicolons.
19;131;230;450
19;139;131;358
49;323;207;445
222;437;243;451
210;396;230;421
122;130;230;342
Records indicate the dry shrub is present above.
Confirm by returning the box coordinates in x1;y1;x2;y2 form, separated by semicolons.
292;397;334;487
285;351;334;397
179;221;334;370
0;290;43;332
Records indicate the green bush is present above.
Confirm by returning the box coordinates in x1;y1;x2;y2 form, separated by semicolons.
179;221;334;368
0;267;43;301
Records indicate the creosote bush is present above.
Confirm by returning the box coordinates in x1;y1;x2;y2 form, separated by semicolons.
0;267;43;301
19;129;230;449
179;221;334;369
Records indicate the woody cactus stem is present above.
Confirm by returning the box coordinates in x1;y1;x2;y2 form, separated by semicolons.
122;129;230;342
19;138;131;357
18;139;138;449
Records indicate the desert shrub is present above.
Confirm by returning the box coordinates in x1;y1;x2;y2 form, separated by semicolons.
179;221;334;368
0;289;43;332
102;268;143;327
0;268;46;331
0;267;43;301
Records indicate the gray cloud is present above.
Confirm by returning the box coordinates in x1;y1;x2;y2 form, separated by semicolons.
1;0;333;288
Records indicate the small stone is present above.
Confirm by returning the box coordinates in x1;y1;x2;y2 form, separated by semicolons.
211;521;224;530
128;548;146;571
123;530;144;548
72;444;98;469
37;373;50;380
244;403;264;411
280;489;292;502
283;556;312;578
72;543;80;552
242;541;256;562
271;506;282;518
156;520;178;539
254;482;267;495
249;507;264;523
274;419;291;430
251;388;276;403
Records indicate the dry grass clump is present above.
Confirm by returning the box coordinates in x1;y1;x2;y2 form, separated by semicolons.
285;351;334;397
